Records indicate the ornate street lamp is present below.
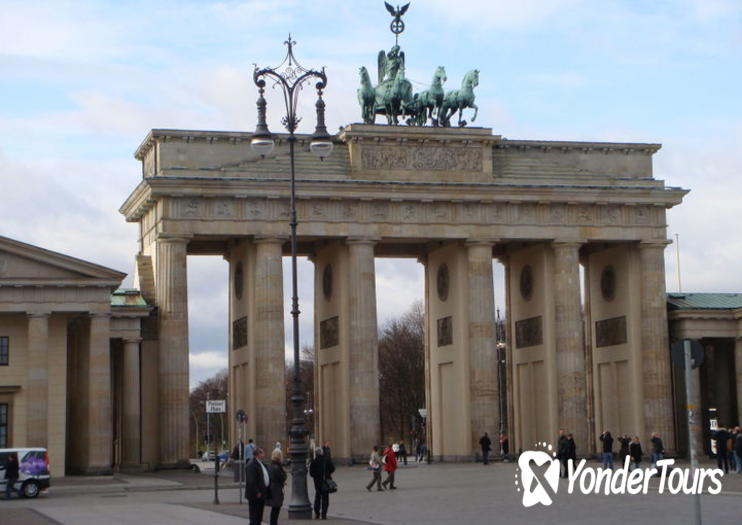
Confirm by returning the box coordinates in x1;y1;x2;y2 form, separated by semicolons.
252;35;332;519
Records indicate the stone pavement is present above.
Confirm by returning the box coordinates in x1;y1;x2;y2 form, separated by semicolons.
0;460;740;524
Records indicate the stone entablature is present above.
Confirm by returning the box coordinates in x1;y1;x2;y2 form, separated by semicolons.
121;126;685;250
130;125;666;184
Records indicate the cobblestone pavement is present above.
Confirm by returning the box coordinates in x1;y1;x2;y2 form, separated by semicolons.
0;459;740;524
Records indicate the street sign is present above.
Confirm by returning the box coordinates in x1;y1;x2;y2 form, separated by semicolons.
206;400;227;413
670;339;704;369
235;409;247;423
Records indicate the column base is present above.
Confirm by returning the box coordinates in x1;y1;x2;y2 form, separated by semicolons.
155;460;194;471
119;464;148;473
68;466;114;476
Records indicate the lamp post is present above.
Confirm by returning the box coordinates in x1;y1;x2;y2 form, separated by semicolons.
252;35;333;520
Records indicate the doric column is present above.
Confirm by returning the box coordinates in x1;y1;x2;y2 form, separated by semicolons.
347;238;381;457
87;313;112;473
26;312;50;447
253;237;286;448
736;337;742;427
155;235;190;466
466;241;498;447
552;241;588;448
638;241;675;449
122;338;142;467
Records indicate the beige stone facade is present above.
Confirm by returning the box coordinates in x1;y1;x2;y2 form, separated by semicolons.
0;236;150;476
118;123;696;462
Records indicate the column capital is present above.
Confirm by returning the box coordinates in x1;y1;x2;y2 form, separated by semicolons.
253;236;288;245
346;236;381;246
156;233;192;244
123;337;143;345
89;312;111;320
465;239;499;248
27;311;51;319
552;239;585;249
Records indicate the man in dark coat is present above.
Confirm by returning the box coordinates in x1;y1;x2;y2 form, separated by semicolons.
600;431;614;469
479;432;492;465
245;448;270;525
650;432;664;468
310;447;335;520
4;453;21;499
714;427;730;473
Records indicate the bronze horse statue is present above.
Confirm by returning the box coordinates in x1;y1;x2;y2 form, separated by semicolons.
417;66;447;126
440;69;479;127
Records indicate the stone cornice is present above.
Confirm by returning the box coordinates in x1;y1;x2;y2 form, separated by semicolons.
142;175;687;203
339;123;500;145
134;128;338;161
668;309;742;321
497;139;662;155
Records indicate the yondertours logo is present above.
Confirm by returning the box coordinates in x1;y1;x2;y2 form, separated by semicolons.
515;442;724;507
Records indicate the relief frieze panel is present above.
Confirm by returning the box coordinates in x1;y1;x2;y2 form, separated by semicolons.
361;144;483;172
169;197;660;234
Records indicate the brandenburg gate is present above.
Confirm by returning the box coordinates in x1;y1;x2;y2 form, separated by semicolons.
120;122;686;465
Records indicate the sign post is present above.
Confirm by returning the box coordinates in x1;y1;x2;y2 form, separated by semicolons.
235;409;247;503
206;399;227;505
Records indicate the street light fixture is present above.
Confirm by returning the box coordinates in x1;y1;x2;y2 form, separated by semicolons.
252;34;332;520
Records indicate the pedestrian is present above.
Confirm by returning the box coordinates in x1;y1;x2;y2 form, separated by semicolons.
734;427;742;474
392;442;400;460
727;427;737;471
557;430;569;478
650;432;664;468
245;438;256;462
567;433;576;470
499;433;509;457
266;449;287;525
416;440;425;463
618;434;631;464
629;436;643;470
599;431;614;470
399;442;408;466
366;445;384;491
309;446;334;519
714;426;730;473
232;441;244;460
381;443;398;489
245;448;269;525
479;432;492;465
3;452;21;499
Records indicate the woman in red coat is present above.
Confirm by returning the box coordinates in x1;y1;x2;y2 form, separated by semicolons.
381;444;398;490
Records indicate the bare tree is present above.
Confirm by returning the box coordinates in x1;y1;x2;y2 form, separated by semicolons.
189;369;228;457
378;300;425;445
285;344;315;440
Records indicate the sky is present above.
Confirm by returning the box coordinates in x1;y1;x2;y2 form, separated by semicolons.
1;0;740;389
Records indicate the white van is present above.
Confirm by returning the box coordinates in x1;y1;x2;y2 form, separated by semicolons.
0;448;51;498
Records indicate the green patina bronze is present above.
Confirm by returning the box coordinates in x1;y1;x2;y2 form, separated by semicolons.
357;2;480;127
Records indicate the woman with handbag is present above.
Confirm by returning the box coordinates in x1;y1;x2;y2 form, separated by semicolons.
309;447;335;519
366;446;383;491
266;449;287;525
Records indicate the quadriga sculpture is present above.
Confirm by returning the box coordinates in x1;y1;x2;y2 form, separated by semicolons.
440;69;479;127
